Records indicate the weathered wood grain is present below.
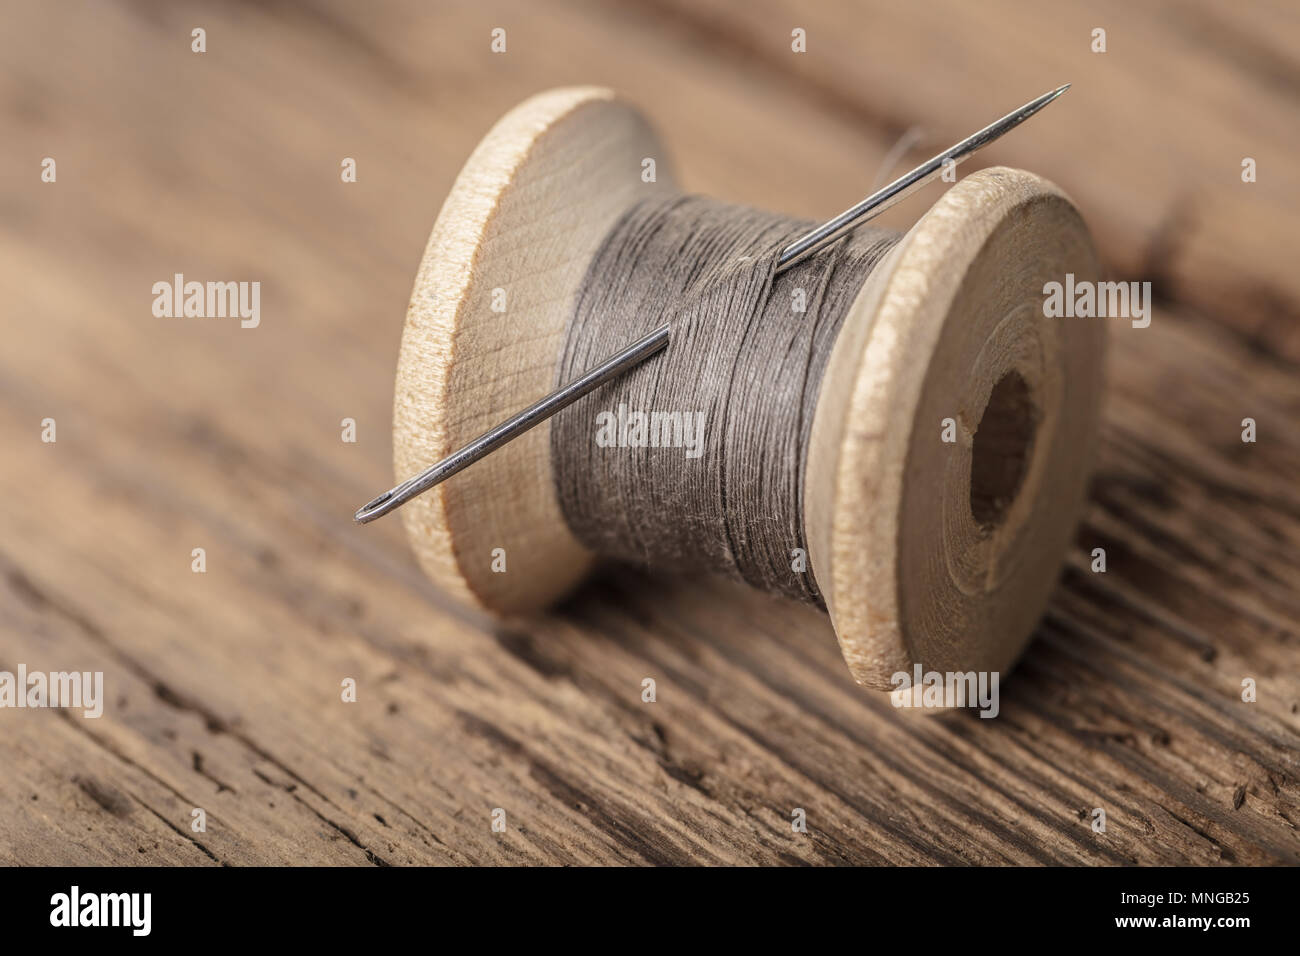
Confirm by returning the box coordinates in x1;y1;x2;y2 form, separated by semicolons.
642;0;1300;358
0;0;1296;865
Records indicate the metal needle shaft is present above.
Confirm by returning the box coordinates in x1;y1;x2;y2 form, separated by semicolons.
354;325;669;523
778;83;1070;270
356;84;1070;524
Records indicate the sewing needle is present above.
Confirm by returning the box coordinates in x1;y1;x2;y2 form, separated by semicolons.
355;84;1069;523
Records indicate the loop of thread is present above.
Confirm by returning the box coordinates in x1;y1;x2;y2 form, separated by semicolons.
553;195;899;604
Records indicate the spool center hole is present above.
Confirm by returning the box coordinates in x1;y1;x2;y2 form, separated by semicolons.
969;370;1038;530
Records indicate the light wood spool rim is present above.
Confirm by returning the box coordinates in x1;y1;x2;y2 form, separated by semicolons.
393;87;673;615
807;166;1104;689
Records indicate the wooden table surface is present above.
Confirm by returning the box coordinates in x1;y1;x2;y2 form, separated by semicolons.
2;0;1298;865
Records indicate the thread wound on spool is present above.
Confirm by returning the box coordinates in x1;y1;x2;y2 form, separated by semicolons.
553;195;899;603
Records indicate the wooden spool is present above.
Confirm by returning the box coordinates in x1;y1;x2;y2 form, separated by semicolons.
392;87;1105;690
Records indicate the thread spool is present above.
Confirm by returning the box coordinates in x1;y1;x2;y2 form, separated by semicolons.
392;87;1104;690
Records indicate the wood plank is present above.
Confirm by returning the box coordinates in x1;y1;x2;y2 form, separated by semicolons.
4;305;1295;864
0;0;1296;865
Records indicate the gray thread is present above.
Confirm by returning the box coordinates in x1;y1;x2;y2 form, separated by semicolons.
553;195;899;604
